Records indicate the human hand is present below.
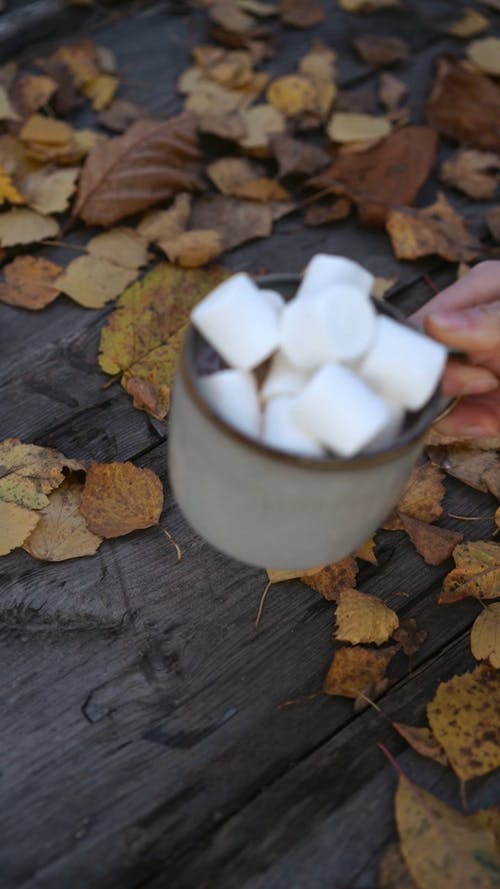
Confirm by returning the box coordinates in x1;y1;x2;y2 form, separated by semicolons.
411;261;500;438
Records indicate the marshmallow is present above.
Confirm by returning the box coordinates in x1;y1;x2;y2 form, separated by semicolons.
259;288;286;314
296;254;374;301
364;397;405;451
191;273;281;370
263;396;324;457
293;363;391;457
359;316;447;412
261;351;310;401
198;369;260;438
280;285;376;369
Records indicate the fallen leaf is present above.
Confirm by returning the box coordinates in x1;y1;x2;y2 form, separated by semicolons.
80;462;163;538
471;603;500;669
190;194;278;250
372;275;398;298
47;40;100;89
335;588;399;645
20;113;73;146
197;111;246;141
310;126;438;226
440;149;500;200
0;166;25;205
393;723;448;766
439;541;500;603
384;463;445;531
400;515;464;566
0;438;82;510
81;73;118;111
427;445;500;494
234;177;290;201
427;664;500;782
237;0;277;15
486;468;500;499
0;502;40;556
207;157;263;195
425;428;500;450
23;479;102;561
73;114;202;226
86;227;151;269
354;536;377;564
354;35;409;68
0;208;58;247
280;0;325;27
0;85;20;122
487;205;500;241
160;229;222;267
35;56;84;116
208;0;256;34
466;37;500;77
480;0;500;10
426;56;500;151
353;676;392;710
378;72;407;110
323;645;398;698
11;73;57;116
138;193;192;244
266;564;326;583
191;46;268;97
447;8;490;38
378;843;418;889
386;192;481;263
270;134;330;178
56;256;139;309
298;40;337;118
392;618;427;657
98;99;144;132
327;111;391;144
239;103;286;150
23;128;103;165
19;166;80;214
184;77;250;117
471;808;500;847
301;556;358;601
267;75;318;116
339;0;400;10
0;256;62;310
395;771;500;888
304;197;351;226
98;263;229;418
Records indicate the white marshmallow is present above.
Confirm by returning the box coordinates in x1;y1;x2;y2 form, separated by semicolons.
261;351;310;401
364;396;405;451
293;363;391;457
259;288;286;314
359;316;447;412
198;369;261;438
296;254;374;301
263;396;324;457
191;273;281;370
280;285;376;369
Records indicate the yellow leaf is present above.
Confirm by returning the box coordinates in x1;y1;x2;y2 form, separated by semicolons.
207;157;263;196
298;41;337;117
448;8;489;38
56;255;139;309
23;479;102;562
0;501;40;556
372;275;398;299
323;645;398;698
86;227;151;269
384;462;445;530
19;167;79;215
471;603;500;668
0;166;25;205
354;536;377;564
301;557;358;601
0;438;82;510
80;462;163;538
441;148;500;200
20;114;73;146
266;564;326;583
267;75;318;117
233;177;290;202
160;229;222;268
0;256;62;310
0;208;59;247
439;541;500;603
327;111;391;144
138;194;192;244
339;0;399;9
81;74;118;111
395;773;500;889
378;843;417;889
335;589;399;645
467;37;500;77
386;192;481;263
0;85;20;122
427;664;500;782
239;104;286;151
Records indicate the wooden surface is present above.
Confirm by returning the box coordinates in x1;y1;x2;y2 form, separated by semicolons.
1;2;499;888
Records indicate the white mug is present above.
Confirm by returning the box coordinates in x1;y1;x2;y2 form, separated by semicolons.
168;274;446;570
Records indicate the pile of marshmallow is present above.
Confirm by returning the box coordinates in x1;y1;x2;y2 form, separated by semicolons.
190;255;447;459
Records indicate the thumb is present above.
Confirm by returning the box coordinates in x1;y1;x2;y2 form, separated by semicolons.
424;300;500;353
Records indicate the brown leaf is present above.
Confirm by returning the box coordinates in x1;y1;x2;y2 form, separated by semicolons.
56;256;139;309
339;0;399;9
183;76;251;117
354;35;409;68
0;256;62;310
98;99;144;133
11;73;57;117
81;74;118;111
310;126;438;226
427;445;500;494
466;37;500;77
471;603;500;669
0;501;40;556
160;229;223;268
73;114;202;227
378;71;407;110
400;515;464;566
197;111;247;141
86;227;151;269
439;541;500;603
270;134;330;178
301;556;358;601
190;194;274;250
485;467;500;500
481;0;500;10
386;192;481;263
372;274;398;298
207;157;263;195
393;723;448;766
323;645;398;698
19;166;79;215
440;149;500;200
80;462;164;538
35;56;84;116
327;111;391;145
45;40;100;89
298;40;337;119
20;113;73;146
23;479;102;562
0;84;21;122
208;0;256;34
24;128;104;165
384;463;445;531
427;663;500;783
280;0;326;28
392;618;427;657
304;197;351;226
447;8;489;38
378;843;418;889
267;75;318;117
138;193;192;244
0;208;58;247
486;205;500;242
355;536;377;565
335;588;399;645
426;56;500;151
234;177;290;201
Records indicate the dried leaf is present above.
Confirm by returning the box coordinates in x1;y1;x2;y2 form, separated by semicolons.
138;194;192;244
234;177;290;201
393;723;448;766
80;462;163;538
86;227;151;269
426;57;500;151
392;618;427;657
0;208;58;247
239;103;286;150
73;114;202;227
0;502;40;556
267;75;318;116
323;645;398;698
208;0;256;34
0;438;82;510
372;275;398;298
280;0;325;27
327;111;391;144
23;479;102;561
335;588;399;645
466;37;500;77
400;514;464;566
298;41;337;118
395;772;500;888
98;99;144;133
0;256;62;310
270;134;330;178
0;84;20;122
56;256;138;309
190;194;276;250
207;157;263;195
354;35;409;68
378;843;418;889
471;603;500;669
439;541;500;603
386;192;481;263
354;536;377;564
427;664;500;782
19;166;79;214
81;73;118;111
480;0;500;10
197;111;246;141
301;556;358;601
47;41;100;89
304;197;351;226
427;445;500;494
184;78;250;117
98;263;229;418
11;74;56;117
441;149;500;200
0;166;25;205
378;72;407;110
339;0;399;9
237;0;277;15
20;113;73;146
160;229;222;268
447;8;489;38
471;808;500;847
266;564;326;583
384;463;445;531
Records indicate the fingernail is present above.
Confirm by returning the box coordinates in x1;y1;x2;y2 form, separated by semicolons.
429;311;469;329
463;377;499;396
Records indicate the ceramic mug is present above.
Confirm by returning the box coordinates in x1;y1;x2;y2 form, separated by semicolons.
168;274;446;570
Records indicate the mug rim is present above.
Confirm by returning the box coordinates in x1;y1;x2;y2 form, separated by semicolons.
179;272;442;471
